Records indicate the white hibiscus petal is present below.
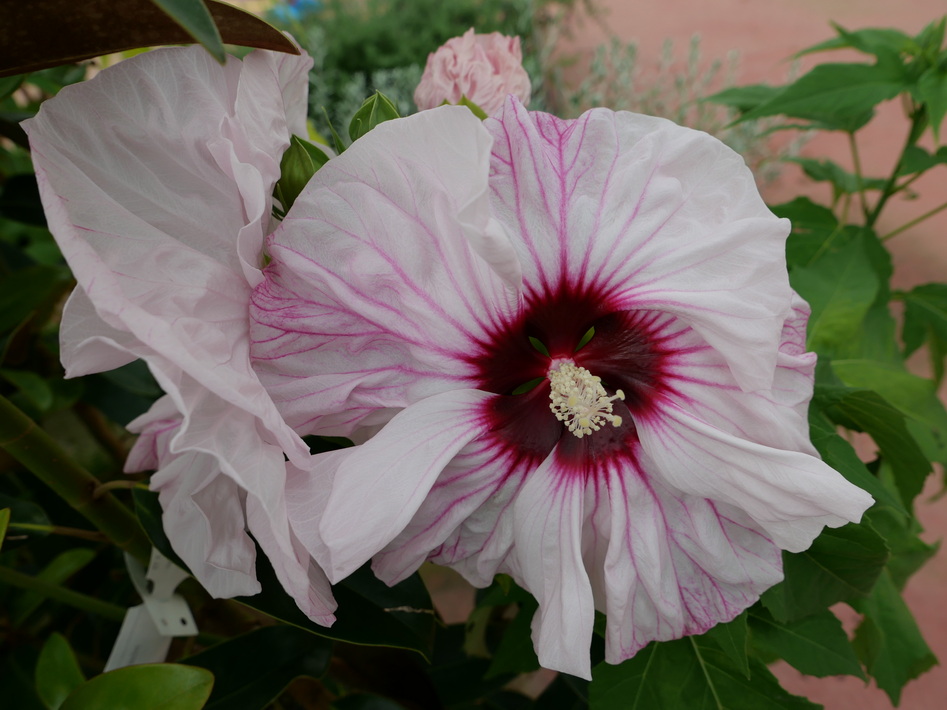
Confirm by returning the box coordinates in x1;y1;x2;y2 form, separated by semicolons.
311;389;494;583
597;460;782;663
24;45;310;464
637;403;873;552
372;438;523;586
507;453;595;680
148;452;260;599
250;107;520;436
486;98;792;391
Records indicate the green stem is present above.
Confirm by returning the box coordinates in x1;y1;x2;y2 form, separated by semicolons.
881;199;947;241
847;131;870;222
0;564;127;622
8;521;109;543
0;394;150;562
867;107;928;228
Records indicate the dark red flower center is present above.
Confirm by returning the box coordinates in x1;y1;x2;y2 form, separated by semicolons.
466;284;677;476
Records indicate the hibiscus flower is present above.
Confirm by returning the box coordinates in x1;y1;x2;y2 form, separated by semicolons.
249;98;874;678
23;45;336;623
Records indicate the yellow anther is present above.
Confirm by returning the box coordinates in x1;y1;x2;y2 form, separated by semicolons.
548;362;625;438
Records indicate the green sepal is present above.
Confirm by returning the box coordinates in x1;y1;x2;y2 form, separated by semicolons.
275;135;331;214
349;92;401;142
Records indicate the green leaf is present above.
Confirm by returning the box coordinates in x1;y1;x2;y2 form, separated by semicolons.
705;84;785;113
902;282;947;367
819;389;931;507
349;92;401;142
831;358;947;466
0;370;54;412
787;158;887;195
12;548;97;626
865;505;939;590
795;26;913;59
0;0;298;78
0;507;8;551
35;633;86;710
749;607;865;679
589;637;820;710
275;135;330;213
150;0;225;62
183;626;332;710
486;596;540;678
897;145;947;175
808;408;903;512
850;570;937;705
738;61;907;131
916;65;947;141
703;612;749;679
761;522;889;622
791;237;879;351
60;664;213;710
0;264;72;336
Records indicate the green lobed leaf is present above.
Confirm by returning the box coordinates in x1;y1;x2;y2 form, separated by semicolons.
790;236;879;352
705;84;785;113
183;625;332;710
35;633;86;710
738;61;908;131
807;408;904;512
916;65;947;141
349;92;402;142
902;282;947;370
703;612;749;679
589;637;820;710
897;145;947;175
850;570;937;705
831;358;947;467
818;389;931;507
865;505;939;590
761;522;889;623
748;607;865;679
59;664;214;710
150;0;225;62
795;25;914;59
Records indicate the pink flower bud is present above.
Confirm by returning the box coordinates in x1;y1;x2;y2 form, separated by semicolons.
414;28;531;115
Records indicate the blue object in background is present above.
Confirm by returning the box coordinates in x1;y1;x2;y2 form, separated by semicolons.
270;0;322;23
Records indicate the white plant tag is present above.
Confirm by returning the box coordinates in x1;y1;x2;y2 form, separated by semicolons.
103;604;173;672
105;548;199;671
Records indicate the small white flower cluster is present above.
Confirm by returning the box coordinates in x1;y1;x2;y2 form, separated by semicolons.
548;362;625;438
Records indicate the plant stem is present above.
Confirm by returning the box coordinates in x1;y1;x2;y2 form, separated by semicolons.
0;394;150;562
881;200;947;241
847;131;870;222
867;107;928;228
0;564;127;622
8;522;109;542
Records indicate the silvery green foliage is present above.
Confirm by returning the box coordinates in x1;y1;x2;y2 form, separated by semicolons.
559;35;808;182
